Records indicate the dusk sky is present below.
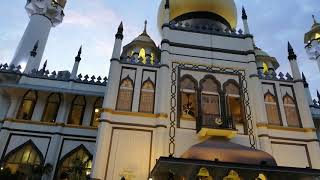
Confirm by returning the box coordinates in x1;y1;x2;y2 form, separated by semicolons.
0;0;319;98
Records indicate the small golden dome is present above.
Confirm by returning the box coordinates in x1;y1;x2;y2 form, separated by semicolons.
158;0;237;29
305;15;320;43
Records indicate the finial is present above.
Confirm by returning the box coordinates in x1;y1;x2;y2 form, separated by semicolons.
288;41;297;60
302;72;309;88
312;15;318;24
42;60;47;71
165;0;170;9
116;21;124;40
75;45;82;62
242;6;247;20
317;90;320;101
144;20;147;34
30;40;39;57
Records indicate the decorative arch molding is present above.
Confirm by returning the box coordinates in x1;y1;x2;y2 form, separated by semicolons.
2;139;44;165
120;75;134;86
54;144;93;179
264;90;276;99
199;74;222;93
223;79;240;93
180;74;199;89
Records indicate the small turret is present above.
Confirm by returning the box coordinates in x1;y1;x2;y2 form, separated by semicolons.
71;46;82;80
288;42;301;79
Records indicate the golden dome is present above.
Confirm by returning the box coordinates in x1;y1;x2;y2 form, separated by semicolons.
158;0;237;29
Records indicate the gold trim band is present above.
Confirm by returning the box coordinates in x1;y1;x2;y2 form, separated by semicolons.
257;123;316;132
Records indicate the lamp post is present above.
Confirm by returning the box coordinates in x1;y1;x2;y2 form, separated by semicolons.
305;15;320;71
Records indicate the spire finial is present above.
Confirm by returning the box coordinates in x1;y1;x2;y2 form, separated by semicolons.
165;0;170;9
75;45;82;62
302;72;309;88
144;20;147;33
42;60;47;71
116;21;124;40
288;41;297;60
317;90;320;101
242;6;247;20
312;15;317;24
30;40;39;57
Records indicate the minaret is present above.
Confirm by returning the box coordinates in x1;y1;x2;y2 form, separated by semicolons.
71;46;82;80
11;0;67;70
242;6;250;34
92;22;124;179
288;42;301;79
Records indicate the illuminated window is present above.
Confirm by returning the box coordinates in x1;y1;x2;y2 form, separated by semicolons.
180;76;197;120
68;96;86;125
139;79;155;113
17;90;37;120
283;95;301;127
263;62;268;74
91;97;103;127
264;92;281;126
3;141;43;175
225;81;243;123
42;93;61;123
57;145;92;180
116;77;134;111
139;48;146;63
200;77;220;127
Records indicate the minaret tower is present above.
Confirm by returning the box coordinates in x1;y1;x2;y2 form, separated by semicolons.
10;0;67;70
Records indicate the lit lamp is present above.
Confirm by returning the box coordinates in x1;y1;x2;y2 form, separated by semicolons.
305;15;320;72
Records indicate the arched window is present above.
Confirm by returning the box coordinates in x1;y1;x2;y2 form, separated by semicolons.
57;145;92;180
68;96;86;125
224;81;243;124
139;48;146;63
139;79;155;113
91;97;103;127
180;76;197;120
42;93;61;123
17;90;37;120
283;95;301;127
200;77;220;127
116;77;134;111
264;92;281;126
3;141;43;176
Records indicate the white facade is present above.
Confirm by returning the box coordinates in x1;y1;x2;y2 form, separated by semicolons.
1;1;320;180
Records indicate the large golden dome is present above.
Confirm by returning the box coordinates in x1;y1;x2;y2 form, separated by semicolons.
158;0;237;29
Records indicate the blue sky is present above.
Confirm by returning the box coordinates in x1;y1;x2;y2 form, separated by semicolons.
0;0;319;98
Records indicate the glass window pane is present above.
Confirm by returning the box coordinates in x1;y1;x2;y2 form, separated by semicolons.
201;94;220;126
68;105;84;125
181;92;197;120
116;79;134;112
228;97;242;123
265;94;281;126
284;96;300;127
43;102;59;122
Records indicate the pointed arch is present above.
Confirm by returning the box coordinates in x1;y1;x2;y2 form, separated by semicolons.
264;91;282;126
139;78;156;113
42;93;61;123
179;74;198;121
2;140;44;175
116;76;134;111
283;93;301;128
17;90;38;120
223;80;244;125
56;144;93;180
91;97;104;127
68;96;86;125
199;75;222;128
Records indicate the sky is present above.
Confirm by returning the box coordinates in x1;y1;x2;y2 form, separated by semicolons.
0;0;319;98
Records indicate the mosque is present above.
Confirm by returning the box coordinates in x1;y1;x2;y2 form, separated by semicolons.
1;0;320;179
